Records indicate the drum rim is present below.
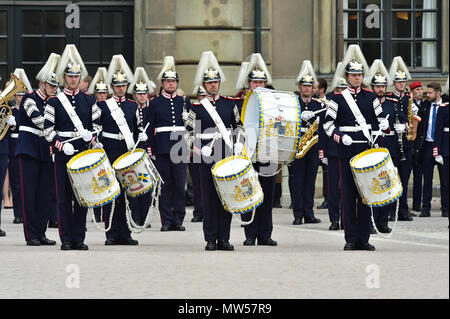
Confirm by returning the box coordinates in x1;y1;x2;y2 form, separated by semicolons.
112;148;146;171
350;147;390;172
364;188;403;207
66;149;106;173
91;188;121;208
211;155;252;181
227;193;264;214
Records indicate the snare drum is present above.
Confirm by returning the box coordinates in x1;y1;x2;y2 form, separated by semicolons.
211;155;264;214
66;149;121;208
350;148;403;207
112;149;159;197
241;88;301;163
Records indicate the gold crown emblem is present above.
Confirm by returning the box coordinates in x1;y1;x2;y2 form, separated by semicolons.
396;70;406;79
116;72;125;82
374;74;387;83
165;70;177;78
98;168;106;177
240;177;250;186
96;82;107;91
251;69;266;79
378;170;388;179
349;61;363;71
136;82;147;91
205;69;218;79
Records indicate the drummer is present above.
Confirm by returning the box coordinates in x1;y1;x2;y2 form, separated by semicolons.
96;55;147;246
43;45;101;251
290;60;322;226
88;67;108;223
240;53;278;247
127;67;156;227
365;59;401;234
323;45;390;251
186;51;243;251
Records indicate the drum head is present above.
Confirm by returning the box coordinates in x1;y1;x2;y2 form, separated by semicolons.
68;149;105;170
213;157;250;178
114;149;144;170
351;149;388;170
242;91;261;160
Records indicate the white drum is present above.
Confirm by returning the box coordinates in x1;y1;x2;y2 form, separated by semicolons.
350;148;403;207
112;149;160;198
211;155;264;214
67;149;121;208
241;88;301;164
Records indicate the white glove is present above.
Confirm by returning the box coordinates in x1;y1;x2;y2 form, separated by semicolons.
342;134;353;146
412;104;419;116
394;123;406;134
182;111;189;121
435;155;444;165
233;142;244;155
379;119;389;131
201;145;212;157
321;157;328;165
81;129;93;142
138;132;148;142
301;111;315;122
6;115;16;126
93;141;103;149
62;143;75;156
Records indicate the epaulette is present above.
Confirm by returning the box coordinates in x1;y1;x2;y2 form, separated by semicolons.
127;98;137;104
191;102;201;106
439;102;449;107
362;88;373;92
223;96;243;101
386;96;399;102
47;96;58;100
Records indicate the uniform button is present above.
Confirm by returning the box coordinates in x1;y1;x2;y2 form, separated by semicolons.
74;128;77;131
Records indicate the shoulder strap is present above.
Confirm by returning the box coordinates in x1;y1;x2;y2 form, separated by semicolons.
200;98;233;149
342;89;373;144
105;98;135;150
57;92;85;133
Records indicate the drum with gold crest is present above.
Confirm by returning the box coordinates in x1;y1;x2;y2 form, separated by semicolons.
112;148;160;198
66;149;121;208
350;148;403;207
211;155;263;224
241;88;301;164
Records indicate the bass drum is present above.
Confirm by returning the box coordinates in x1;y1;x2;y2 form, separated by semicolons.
241;88;301;164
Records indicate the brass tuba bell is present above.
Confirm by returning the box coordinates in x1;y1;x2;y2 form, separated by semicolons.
0;73;27;141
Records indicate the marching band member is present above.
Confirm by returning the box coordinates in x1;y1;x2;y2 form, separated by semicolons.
44;45;101;250
290;60;322;225
323;45;389;251
365;59;399;233
419;83;448;218
320;62;347;230
186;51;241;251
188;85;208;223
386;56;414;221
127;67;156;227
97;55;144;245
146;56;192;232
88;67;109;224
16;59;58;246
433;88;449;219
234;61;250;101
409;81;425;214
9;70;27;225
240;53;277;246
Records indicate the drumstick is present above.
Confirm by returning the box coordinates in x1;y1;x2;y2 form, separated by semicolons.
62;129;101;144
313;108;327;115
132;122;150;153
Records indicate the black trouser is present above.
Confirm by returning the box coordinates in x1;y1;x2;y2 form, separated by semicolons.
19;155;52;242
199;163;232;242
242;167;276;241
327;156;341;223
188;162;203;219
154;154;187;227
397;152;413;218
412;158;423;209
129;192;152;225
0;154;8;228
8;156;21;219
103;191;131;240
339;158;372;244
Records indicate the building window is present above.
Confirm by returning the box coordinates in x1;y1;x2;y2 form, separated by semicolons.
0;3;133;90
340;0;441;72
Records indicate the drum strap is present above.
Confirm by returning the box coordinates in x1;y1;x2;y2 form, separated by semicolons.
105;98;135;150
200;98;233;149
342;89;373;144
57;92;85;136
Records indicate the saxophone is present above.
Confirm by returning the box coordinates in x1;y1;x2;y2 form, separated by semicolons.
0;73;27;141
405;95;421;141
295;118;319;159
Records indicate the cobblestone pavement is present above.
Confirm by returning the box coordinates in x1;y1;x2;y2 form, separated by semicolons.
0;198;448;299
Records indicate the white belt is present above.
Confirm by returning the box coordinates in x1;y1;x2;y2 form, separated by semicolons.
57;131;80;138
10;133;18;138
155;126;185;133
102;132;125;140
339;124;372;132
196;132;223;139
444;128;449;132
19;126;44;137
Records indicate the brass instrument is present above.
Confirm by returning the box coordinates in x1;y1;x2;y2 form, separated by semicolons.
295;118;319;159
405;95;421;141
0;74;27;140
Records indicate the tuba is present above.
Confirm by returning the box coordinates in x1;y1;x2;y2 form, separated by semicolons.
0;73;27;140
405;95;421;141
295;118;319;159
